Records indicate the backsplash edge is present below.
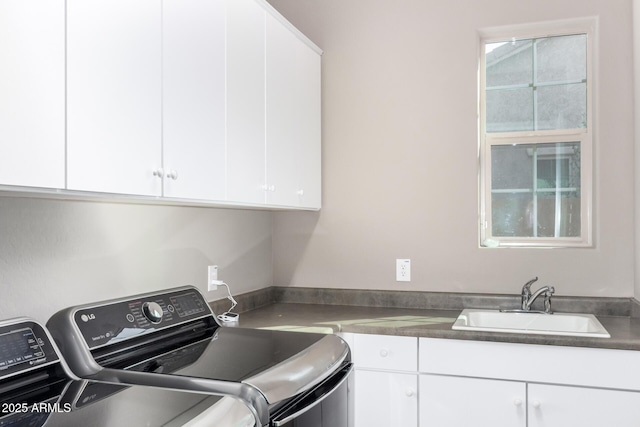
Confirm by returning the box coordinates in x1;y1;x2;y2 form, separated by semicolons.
210;286;635;317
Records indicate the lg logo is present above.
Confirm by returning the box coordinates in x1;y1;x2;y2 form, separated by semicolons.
80;313;96;322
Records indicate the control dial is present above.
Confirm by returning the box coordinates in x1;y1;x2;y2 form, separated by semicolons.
142;302;164;324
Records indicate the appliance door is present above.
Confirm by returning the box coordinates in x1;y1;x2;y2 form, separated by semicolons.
270;362;353;427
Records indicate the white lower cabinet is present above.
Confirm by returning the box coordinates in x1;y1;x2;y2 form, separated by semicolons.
355;370;417;427
419;376;640;427
343;333;418;427
419;337;640;427
345;334;640;427
419;375;525;427
528;384;640;427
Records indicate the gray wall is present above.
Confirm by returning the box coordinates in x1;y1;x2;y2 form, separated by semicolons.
0;197;272;322
269;0;636;297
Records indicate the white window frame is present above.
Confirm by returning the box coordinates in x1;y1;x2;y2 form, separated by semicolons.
479;18;595;248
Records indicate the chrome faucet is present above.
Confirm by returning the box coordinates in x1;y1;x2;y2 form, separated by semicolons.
521;277;555;313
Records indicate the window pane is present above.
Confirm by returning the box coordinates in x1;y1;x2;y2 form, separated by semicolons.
486;87;533;132
537;193;581;237
486;39;533;87
536;34;586;84
536;83;587;130
491;144;533;189
537;157;570;188
484;33;587;134
492;192;534;237
491;142;581;238
536;141;581;194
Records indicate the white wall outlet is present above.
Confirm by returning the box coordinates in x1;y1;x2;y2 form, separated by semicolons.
396;259;411;282
208;265;219;291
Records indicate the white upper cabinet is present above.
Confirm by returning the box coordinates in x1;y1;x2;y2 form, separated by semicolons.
266;13;299;207
66;0;163;196
1;0;320;209
226;0;267;205
266;13;321;209
227;0;322;209
0;1;65;189
295;37;322;209
162;0;226;201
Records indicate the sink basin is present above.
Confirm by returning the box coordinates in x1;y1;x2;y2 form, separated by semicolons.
452;309;610;338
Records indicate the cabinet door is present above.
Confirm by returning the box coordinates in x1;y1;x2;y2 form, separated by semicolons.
355;370;417;427
294;38;322;209
265;14;299;207
226;0;266;205
265;15;322;208
419;375;526;427
0;1;65;188
162;0;226;200
528;384;640;427
67;0;162;196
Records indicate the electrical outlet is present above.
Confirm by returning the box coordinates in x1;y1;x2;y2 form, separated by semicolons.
396;259;411;282
208;265;219;291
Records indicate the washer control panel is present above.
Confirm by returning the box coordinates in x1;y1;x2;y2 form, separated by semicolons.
73;288;213;349
0;320;59;380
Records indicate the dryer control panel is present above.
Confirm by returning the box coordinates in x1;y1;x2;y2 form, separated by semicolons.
0;320;60;380
73;288;213;350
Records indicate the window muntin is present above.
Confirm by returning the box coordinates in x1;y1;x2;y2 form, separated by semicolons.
479;24;593;248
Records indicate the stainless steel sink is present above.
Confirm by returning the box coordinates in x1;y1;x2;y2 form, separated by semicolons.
452;309;610;338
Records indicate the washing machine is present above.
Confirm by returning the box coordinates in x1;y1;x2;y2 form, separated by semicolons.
0;317;254;427
46;286;353;427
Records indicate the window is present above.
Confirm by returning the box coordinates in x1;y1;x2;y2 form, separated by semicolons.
479;19;594;248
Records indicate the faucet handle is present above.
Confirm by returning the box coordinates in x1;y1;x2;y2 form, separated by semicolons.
520;277;538;310
522;277;539;294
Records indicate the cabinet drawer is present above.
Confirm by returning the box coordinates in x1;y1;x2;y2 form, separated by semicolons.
353;334;417;371
419;337;640;390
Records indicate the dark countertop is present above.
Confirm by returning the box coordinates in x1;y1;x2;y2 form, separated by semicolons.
238;302;640;351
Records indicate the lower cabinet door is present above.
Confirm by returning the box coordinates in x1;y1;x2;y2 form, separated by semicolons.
354;370;417;427
419;374;526;427
528;384;640;427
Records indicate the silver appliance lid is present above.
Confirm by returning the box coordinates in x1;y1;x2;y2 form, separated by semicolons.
46;286;350;427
